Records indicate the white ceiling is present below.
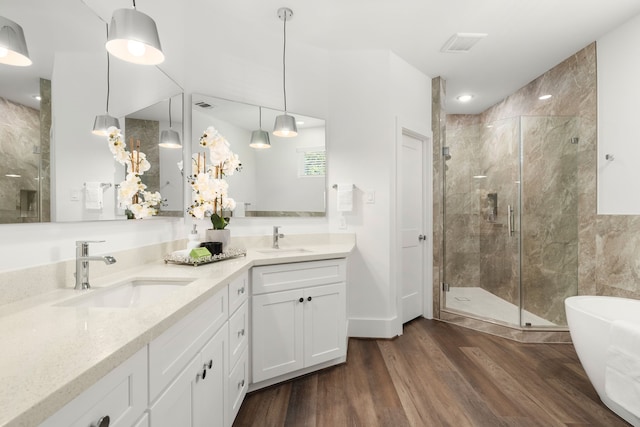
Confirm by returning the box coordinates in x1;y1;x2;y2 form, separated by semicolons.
3;0;640;114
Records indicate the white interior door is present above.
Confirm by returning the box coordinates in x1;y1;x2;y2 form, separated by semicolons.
400;131;425;323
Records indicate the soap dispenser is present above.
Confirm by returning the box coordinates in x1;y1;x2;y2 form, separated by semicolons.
186;224;201;250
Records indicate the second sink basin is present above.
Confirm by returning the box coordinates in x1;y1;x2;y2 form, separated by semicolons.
58;278;194;308
255;248;313;255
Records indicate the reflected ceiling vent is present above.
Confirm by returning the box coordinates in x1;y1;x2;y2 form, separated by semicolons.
440;33;487;53
194;101;214;109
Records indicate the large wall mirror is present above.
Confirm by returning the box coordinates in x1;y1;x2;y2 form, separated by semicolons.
192;94;326;217
0;0;184;224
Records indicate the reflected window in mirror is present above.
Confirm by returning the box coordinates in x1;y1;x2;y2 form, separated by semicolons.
192;94;326;218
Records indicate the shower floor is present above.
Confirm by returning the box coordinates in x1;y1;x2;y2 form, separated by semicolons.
446;287;556;327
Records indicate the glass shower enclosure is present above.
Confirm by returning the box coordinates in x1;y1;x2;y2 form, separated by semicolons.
442;116;579;328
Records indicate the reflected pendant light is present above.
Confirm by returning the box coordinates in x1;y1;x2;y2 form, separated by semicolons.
106;0;164;65
250;107;271;149
93;23;120;136
0;16;31;66
159;97;181;148
273;7;297;138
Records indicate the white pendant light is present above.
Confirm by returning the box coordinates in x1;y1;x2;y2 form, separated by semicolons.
250;107;271;149
0;16;31;66
93;24;120;136
159;97;181;148
273;7;297;138
106;0;164;65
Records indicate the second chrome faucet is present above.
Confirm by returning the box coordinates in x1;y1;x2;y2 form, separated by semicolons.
272;226;285;249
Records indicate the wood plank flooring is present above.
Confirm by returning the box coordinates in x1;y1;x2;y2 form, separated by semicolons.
233;319;630;427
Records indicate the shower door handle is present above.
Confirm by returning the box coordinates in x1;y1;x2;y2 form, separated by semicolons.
507;205;515;237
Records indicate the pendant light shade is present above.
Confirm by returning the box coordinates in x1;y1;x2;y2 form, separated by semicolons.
250;107;271;149
273;7;297;138
159;129;181;148
0;16;31;66
92;114;120;136
273;114;297;137
106;5;164;65
159;97;181;148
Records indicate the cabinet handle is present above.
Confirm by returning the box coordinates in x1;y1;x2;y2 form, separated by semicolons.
208;359;213;369
307;296;312;302
93;415;110;427
298;297;304;303
237;328;245;337
202;367;207;380
237;287;245;295
238;379;245;389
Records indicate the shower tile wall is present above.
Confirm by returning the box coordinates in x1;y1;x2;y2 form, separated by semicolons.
520;116;579;324
0;97;41;223
39;79;51;223
124;118;160;193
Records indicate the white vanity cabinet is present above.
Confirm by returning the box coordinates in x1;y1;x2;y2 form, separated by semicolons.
39;347;148;427
148;271;249;427
251;259;347;385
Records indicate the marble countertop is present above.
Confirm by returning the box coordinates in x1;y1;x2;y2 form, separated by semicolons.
0;239;354;427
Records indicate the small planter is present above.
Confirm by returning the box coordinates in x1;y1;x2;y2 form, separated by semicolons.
205;229;231;252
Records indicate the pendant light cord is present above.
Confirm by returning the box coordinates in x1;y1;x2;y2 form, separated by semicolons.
168;97;172;128
259;107;263;130
282;13;288;113
105;23;111;115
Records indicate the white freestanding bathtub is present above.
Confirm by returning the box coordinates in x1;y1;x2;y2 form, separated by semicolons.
565;296;640;426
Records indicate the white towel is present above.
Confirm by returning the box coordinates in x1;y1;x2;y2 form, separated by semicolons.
85;182;103;210
605;320;640;418
234;201;246;218
336;183;353;212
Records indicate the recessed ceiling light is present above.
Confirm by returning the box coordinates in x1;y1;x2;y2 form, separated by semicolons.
32;94;41;101
538;94;552;100
457;94;473;103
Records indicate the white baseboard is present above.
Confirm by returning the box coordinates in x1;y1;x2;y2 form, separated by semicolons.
347;316;400;338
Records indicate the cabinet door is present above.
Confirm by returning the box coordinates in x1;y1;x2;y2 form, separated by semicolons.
149;355;201;427
304;283;347;367
193;324;228;427
229;300;248;370
252;289;304;383
227;348;248;425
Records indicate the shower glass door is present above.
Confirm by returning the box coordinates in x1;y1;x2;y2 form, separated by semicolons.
442;115;579;329
442;117;522;327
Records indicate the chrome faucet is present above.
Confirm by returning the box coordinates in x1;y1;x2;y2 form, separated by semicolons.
75;240;116;290
272;226;285;249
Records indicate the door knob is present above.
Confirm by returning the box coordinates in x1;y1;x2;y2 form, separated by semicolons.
418;234;427;241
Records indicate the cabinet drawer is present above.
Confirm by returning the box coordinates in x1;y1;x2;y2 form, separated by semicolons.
228;348;249;424
229;300;248;370
40;347;147;427
228;271;249;314
252;259;346;294
149;286;228;401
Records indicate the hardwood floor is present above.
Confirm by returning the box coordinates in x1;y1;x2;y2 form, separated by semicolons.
233;319;630;427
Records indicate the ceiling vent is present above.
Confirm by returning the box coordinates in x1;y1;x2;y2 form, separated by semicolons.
440;33;487;53
194;101;214;109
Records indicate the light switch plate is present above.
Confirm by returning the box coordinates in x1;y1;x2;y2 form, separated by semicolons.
70;189;80;201
364;190;375;204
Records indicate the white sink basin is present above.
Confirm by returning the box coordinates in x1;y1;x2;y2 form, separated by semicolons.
58;278;194;308
255;248;313;255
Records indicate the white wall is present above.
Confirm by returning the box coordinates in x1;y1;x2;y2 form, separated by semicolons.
597;13;640;214
2;2;432;339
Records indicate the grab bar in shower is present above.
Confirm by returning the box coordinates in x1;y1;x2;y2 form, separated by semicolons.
507;205;515;237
